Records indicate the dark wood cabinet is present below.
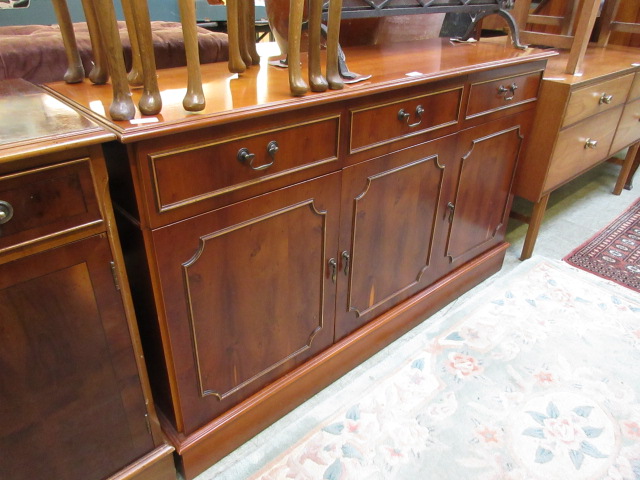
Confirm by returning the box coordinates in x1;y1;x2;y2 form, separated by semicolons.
43;38;553;479
0;80;176;480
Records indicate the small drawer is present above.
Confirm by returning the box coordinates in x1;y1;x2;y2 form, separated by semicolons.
465;70;541;120
562;73;633;128
148;115;340;213
546;107;622;192
0;158;101;253
349;87;462;153
610;97;640;154
628;72;640;103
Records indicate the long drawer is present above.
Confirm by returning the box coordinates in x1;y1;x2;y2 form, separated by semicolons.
0;158;101;254
546;106;622;192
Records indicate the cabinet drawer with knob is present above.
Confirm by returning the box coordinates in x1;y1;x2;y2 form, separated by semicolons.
0;158;102;255
562;73;633;128
465;70;542;120
546;106;622;192
349;86;463;154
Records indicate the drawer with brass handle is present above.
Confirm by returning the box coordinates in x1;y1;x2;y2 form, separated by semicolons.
466;70;542;120
562;73;633;128
349;86;463;153
546;106;622;192
0;158;102;254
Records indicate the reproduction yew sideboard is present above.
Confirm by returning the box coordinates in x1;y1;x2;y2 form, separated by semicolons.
512;44;640;260
0;80;176;480
44;38;555;479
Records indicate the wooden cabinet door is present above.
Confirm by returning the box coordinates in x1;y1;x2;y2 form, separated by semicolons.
152;173;340;434
0;234;154;480
335;136;453;340
444;119;523;268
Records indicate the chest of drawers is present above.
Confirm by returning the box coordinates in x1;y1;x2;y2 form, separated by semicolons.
512;45;640;260
44;38;554;479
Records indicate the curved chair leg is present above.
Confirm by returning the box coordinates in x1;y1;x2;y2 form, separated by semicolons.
325;0;343;90
177;0;205;111
80;0;109;84
122;0;144;86
288;0;308;96
241;0;261;65
130;0;162;115
51;0;85;83
94;0;136;121
308;0;328;92
226;0;247;73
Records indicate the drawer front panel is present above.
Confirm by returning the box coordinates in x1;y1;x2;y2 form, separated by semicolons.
465;70;541;120
562;74;634;128
0;158;101;253
610;97;640;154
629;72;640;102
149;115;340;213
349;87;462;153
547;107;622;191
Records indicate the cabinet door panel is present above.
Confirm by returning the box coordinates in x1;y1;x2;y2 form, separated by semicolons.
335;137;452;340
445;123;522;266
153;173;340;434
0;235;153;480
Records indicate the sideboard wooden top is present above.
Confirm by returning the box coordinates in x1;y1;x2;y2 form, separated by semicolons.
0;79;115;164
43;38;556;143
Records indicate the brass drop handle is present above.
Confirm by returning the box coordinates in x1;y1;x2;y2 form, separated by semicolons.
237;140;278;171
341;250;350;276
447;201;455;223
599;93;614;105
328;258;337;283
498;82;518;101
584;138;598;149
0;200;13;225
397;105;425;128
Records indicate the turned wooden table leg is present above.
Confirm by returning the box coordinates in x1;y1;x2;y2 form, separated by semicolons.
94;0;136;121
288;0;308;96
130;0;162;115
177;0;205;111
122;0;144;86
325;0;344;90
308;0;327;92
51;0;85;83
520;193;550;261
614;142;640;194
80;0;108;84
226;0;247;73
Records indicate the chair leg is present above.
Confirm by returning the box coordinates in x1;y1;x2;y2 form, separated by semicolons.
325;0;344;90
121;0;144;86
226;0;247;73
51;0;85;83
80;0;108;84
308;0;328;92
287;0;308;96
177;0;205;111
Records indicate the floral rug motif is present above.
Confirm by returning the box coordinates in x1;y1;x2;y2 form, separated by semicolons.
249;259;640;480
564;197;640;293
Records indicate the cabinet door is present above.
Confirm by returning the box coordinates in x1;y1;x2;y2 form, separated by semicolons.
152;173;340;434
0;234;154;480
444;120;523;268
335;137;453;340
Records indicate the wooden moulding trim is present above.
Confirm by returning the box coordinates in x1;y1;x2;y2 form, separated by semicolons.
166;243;509;480
106;444;176;480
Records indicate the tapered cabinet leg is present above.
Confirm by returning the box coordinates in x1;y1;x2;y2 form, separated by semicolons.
520;193;550;261
614;142;640;195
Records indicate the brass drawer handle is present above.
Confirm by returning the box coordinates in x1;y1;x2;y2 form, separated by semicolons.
497;82;518;101
328;258;337;283
341;250;350;276
397;105;425;128
584;138;598;149
237;140;278;171
0;200;13;225
599;93;614;105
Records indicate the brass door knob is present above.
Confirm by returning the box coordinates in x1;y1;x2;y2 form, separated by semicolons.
584;138;598;149
0;200;13;225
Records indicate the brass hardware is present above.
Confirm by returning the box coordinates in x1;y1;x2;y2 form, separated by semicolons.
447;202;455;223
328;258;337;283
497;82;518;101
584;138;598;149
0;200;13;225
599;93;614;105
237;140;278;171
397;105;425;128
341;250;350;276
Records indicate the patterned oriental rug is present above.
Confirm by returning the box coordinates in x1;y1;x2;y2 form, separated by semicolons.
201;258;640;480
564;197;640;293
